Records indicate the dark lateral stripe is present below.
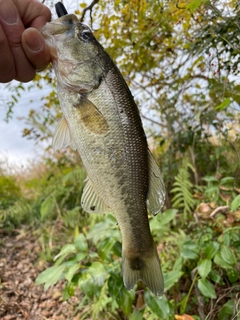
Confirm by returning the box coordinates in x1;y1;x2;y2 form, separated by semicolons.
55;2;68;17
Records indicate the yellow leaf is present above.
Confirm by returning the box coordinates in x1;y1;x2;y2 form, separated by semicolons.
80;3;87;8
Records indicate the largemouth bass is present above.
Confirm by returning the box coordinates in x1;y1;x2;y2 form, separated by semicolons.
42;13;165;296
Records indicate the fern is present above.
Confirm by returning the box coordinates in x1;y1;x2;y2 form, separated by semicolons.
171;162;196;217
91;280;112;319
62;206;86;229
1;200;32;226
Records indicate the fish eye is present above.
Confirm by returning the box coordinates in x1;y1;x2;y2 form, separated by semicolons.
79;30;91;42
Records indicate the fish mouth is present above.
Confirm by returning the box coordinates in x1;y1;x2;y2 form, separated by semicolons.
41;14;79;38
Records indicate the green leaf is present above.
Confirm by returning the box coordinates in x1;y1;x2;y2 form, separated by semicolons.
220;245;236;265
218;300;234;320
205;186;219;194
182;240;199;251
223;233;230;247
220;177;234;184
227;268;239;283
78;273;95;298
65;264;79;282
215;97;231;111
204;241;220;259
173;256;183;271
164;271;183;291
230;194;240;212
98;237;116;261
144;292;170;319
62;283;75;300
35;265;65;290
181;240;199;260
87;216;120;243
75;252;87;262
40;195;55;220
129;309;144;320
181;249;198;259
87;262;108;286
157;209;177;225
74;233;88;252
198;259;212;278
203;176;219;183
112;240;122;257
209;270;224;284
186;0;204;13
214;253;232;269
54;244;76;261
198;279;216;299
116;287;133;315
150;209;177;233
108;274;134;315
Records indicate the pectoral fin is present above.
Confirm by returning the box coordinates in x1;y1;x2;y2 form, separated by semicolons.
52;117;77;151
81;178;112;214
147;150;166;216
75;96;109;135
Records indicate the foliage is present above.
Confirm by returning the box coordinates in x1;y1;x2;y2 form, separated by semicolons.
35;200;240;319
1;153;239;318
0;163;25;227
0;156;88;229
0;174;20;210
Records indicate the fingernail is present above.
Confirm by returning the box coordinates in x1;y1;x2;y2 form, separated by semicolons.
26;33;43;52
0;0;18;24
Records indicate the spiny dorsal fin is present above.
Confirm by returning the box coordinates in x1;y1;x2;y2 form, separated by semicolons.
81;177;112;214
147;150;165;216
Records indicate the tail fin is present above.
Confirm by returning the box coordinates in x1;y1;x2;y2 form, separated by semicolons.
122;249;164;297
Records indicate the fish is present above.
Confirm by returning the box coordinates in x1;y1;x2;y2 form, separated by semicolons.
42;13;165;296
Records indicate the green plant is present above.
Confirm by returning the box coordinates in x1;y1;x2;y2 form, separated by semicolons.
170;162;196;218
36;211;183;319
0;175;21;210
35;199;240;319
203;175;236;205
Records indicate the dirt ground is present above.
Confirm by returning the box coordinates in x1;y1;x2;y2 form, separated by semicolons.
0;228;81;320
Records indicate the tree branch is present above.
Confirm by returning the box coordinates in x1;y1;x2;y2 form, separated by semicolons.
210;206;229;219
80;0;99;23
191;267;205;320
141;114;167;129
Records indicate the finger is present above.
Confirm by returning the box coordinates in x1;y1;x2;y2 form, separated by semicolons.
22;28;51;72
0;0;35;82
13;0;51;29
0;24;15;82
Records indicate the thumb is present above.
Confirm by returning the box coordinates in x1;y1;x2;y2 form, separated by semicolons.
22;28;51;71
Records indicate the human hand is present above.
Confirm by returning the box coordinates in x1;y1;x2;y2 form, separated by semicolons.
0;0;51;83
